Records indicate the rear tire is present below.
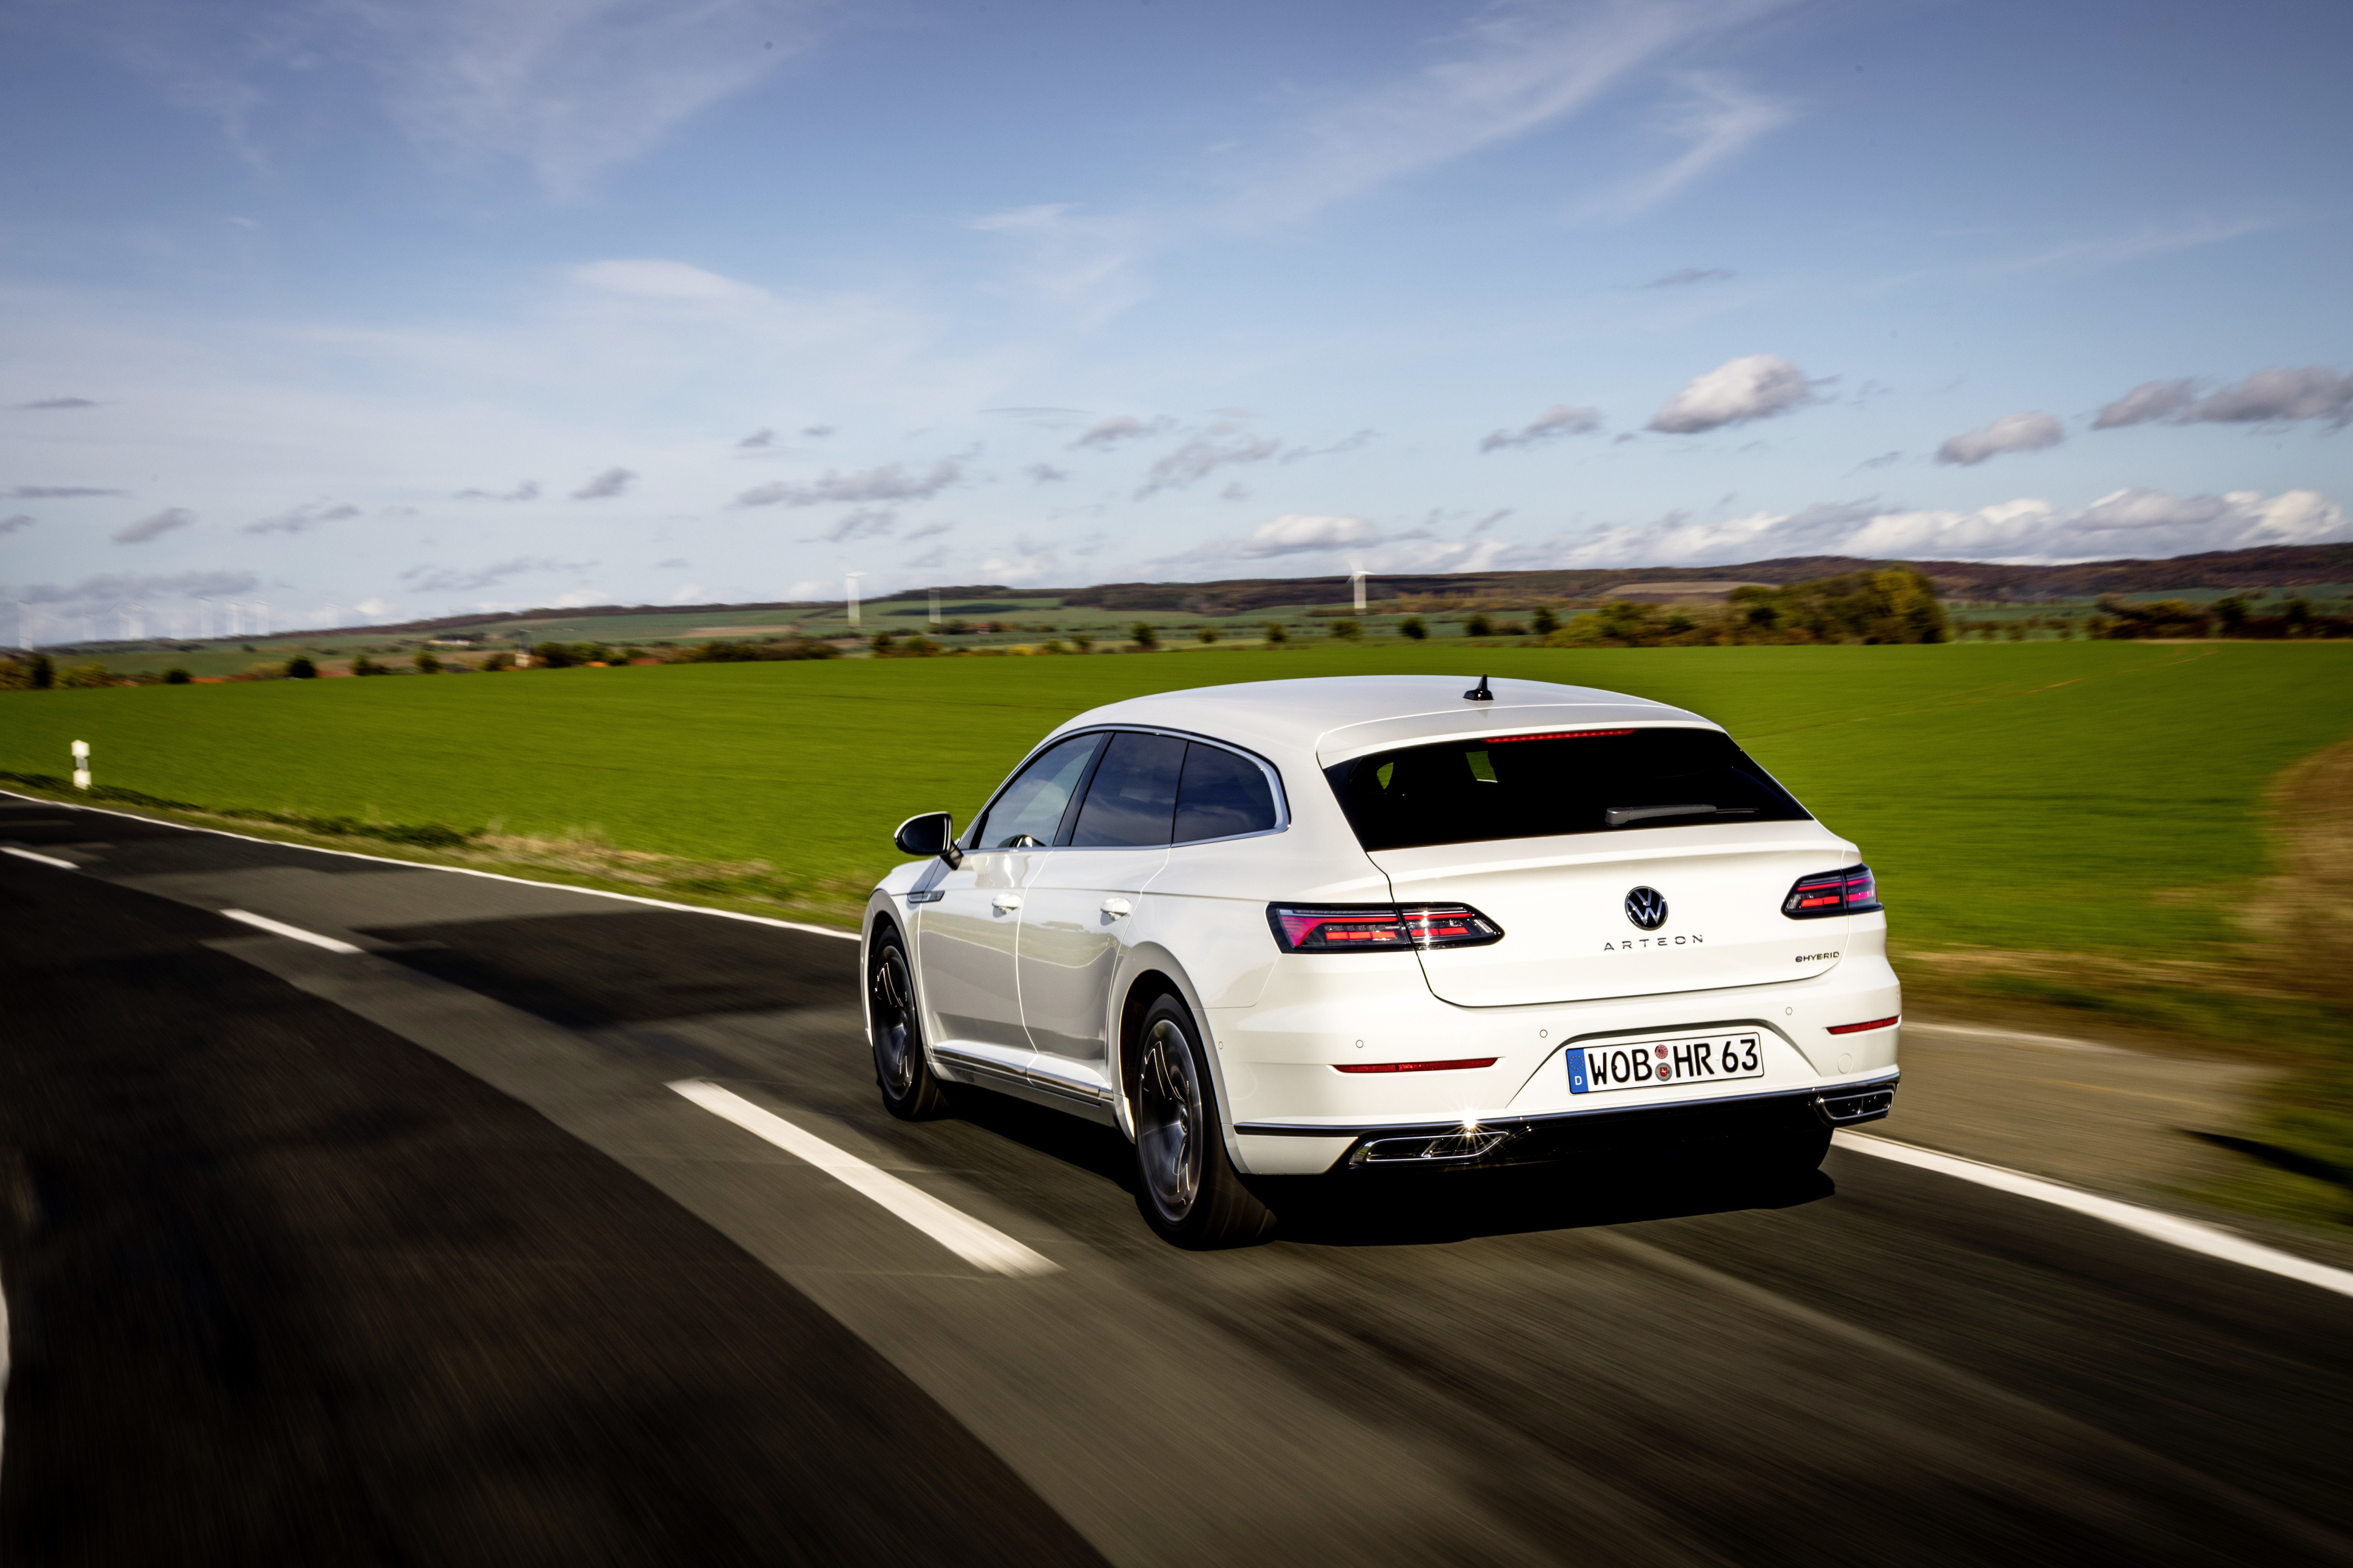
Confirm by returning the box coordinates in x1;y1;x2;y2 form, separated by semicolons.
870;927;951;1120
1131;992;1273;1248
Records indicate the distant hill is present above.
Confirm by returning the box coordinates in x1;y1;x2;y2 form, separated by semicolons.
303;542;2353;637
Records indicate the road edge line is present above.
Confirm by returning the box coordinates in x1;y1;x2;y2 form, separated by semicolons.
0;789;859;941
1833;1130;2353;1301
2;845;79;870
668;1080;1058;1279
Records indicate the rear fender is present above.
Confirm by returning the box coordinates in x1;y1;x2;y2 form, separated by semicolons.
1110;942;1244;1164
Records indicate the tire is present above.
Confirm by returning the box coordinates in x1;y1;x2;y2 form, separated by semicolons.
870;927;951;1120
1130;992;1274;1248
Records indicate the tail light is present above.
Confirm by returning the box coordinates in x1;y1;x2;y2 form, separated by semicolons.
1267;903;1504;953
1782;864;1881;919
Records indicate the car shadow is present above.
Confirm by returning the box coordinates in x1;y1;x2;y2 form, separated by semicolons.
940;1082;1833;1247
1256;1155;1835;1248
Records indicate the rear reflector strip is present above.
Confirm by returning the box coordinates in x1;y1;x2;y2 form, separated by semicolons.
1826;1015;1901;1035
1333;1057;1499;1074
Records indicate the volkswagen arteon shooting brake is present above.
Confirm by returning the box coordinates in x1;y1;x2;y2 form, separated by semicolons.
864;675;1899;1246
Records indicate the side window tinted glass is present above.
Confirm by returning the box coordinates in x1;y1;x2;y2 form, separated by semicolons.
976;734;1102;848
1070;732;1185;847
1173;744;1279;843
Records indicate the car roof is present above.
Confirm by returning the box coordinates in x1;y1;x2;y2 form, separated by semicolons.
1048;674;1713;767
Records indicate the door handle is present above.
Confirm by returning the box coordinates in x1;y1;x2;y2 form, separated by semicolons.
1101;898;1132;916
992;893;1023;912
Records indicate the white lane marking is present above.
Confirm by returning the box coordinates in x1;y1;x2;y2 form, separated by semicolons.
2;845;78;870
1;1264;9;1471
1901;1019;2124;1055
0;789;858;942
218;908;364;955
669;1080;1058;1278
1834;1130;2353;1301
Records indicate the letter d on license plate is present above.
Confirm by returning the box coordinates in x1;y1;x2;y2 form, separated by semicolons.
1568;1033;1764;1095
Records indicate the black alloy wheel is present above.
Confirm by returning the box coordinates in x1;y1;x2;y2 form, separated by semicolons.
870;928;950;1119
1131;992;1272;1248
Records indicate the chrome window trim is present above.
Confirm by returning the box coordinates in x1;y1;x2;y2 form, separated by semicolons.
963;724;1290;851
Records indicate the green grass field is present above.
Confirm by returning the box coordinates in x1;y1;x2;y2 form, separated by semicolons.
3;640;2347;957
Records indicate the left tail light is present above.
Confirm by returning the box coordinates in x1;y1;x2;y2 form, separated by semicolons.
1267;903;1504;952
1782;864;1881;919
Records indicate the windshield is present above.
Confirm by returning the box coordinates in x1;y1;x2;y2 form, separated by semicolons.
1326;725;1811;851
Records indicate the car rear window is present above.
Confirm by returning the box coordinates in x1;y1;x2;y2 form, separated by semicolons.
1326;726;1811;851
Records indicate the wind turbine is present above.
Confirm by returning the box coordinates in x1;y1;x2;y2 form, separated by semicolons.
1350;562;1367;613
845;571;864;629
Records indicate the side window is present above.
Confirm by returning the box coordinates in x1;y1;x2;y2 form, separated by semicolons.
1069;732;1186;847
1173;743;1279;843
974;734;1103;849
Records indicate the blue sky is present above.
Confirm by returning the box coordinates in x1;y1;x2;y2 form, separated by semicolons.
3;0;2348;635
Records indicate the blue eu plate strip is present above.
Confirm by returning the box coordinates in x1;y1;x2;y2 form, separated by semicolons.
1566;1046;1590;1095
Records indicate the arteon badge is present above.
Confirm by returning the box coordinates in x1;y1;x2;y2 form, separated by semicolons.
1623;886;1668;930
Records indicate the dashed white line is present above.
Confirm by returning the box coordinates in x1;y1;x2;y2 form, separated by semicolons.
1834;1130;2353;1301
218;908;364;954
669;1079;1058;1278
2;845;78;870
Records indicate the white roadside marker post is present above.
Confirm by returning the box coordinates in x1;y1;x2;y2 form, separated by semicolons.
71;739;90;792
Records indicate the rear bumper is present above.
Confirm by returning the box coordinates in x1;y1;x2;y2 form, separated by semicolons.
1237;1070;1897;1170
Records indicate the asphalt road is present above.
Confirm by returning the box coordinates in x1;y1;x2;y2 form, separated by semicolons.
2;794;2348;1567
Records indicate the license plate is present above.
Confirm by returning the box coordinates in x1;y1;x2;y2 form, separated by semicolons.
1568;1034;1764;1095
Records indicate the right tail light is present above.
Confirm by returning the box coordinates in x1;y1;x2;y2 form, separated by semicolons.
1267;903;1505;952
1782;864;1881;919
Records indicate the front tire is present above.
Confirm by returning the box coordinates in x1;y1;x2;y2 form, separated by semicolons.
1131;993;1272;1248
870;928;950;1120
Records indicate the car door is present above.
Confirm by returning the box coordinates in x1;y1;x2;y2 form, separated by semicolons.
917;732;1104;1089
1015;730;1183;1104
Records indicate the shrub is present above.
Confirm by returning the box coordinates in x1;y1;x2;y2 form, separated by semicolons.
1069;632;1094;653
1498;620;1529;636
350;654;389;675
1196;624;1220;644
29;653;53;689
1531;606;1560;635
481;650;514;670
285;656;318;679
164;667;193;684
531;642;580;668
1397;616;1428;640
1262;621;1288;644
871;632;896;654
1131;622;1159;649
59;663;116;688
1328;619;1361;640
414;651;442;674
1463;612;1493;636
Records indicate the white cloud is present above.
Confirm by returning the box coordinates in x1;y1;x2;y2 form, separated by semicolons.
573;258;766;302
244;501;361;535
1648;354;1816;434
970;204;1154;321
2092;380;2196;429
1480;404;1601;452
571;466;634;499
2092;367;2353;431
1222;0;1785;227
1935;411;2065;467
353;597;396;620
1546;487;2348;567
1236;514;1385;558
1137;429;1280;497
399;555;593;592
1584;72;1796;219
1069;414;1170;451
453;480;541;501
733;456;967;509
113;507;195;544
0;515;33;534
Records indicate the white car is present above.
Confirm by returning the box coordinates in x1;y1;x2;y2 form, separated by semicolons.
863;674;1900;1246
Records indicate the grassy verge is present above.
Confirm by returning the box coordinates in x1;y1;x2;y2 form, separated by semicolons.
6;640;2351;1224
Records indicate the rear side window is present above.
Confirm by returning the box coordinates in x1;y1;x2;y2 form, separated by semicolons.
1070;732;1186;847
1173;744;1279;844
1328;727;1810;851
974;733;1104;848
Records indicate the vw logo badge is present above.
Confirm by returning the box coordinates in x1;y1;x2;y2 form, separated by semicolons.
1624;886;1668;930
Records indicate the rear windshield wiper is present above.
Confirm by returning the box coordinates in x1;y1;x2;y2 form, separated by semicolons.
1605;804;1757;827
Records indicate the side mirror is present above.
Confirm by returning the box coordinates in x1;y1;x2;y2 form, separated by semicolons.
893;811;963;868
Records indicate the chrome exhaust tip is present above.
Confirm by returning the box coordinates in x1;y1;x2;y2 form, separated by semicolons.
1814;1086;1895;1126
1349;1127;1520;1166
